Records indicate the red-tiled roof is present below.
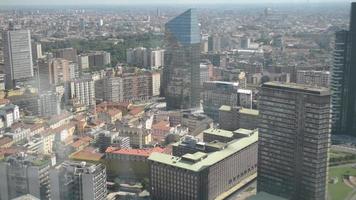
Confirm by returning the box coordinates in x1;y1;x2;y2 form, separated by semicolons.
106;147;165;157
152;120;171;131
70;147;103;161
129;107;144;116
0;137;13;146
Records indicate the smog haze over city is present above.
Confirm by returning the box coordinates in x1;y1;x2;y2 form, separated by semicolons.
0;0;356;200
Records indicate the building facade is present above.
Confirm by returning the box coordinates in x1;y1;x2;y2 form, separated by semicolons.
296;70;330;87
258;82;331;200
331;3;356;135
50;161;107;200
149;131;258;200
3;29;34;89
163;9;201;109
0;154;52;200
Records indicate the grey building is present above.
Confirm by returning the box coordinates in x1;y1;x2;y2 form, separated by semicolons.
86;51;111;68
163;9;201;109
0;154;52;200
258;82;331;200
219;105;259;131
296;70;330;87
3;29;34;89
202;81;239;120
53;48;78;63
37;91;61;117
50;161;107;200
95;76;123;102
148;129;258;200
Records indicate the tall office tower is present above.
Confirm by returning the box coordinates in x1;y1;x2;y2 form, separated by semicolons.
331;3;356;135
163;9;201;109
67;78;95;108
258;82;331;200
31;42;43;60
0;154;52;200
331;30;348;134
3;29;34;89
50;161;107;200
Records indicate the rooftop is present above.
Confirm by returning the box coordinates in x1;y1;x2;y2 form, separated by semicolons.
219;105;231;112
106;147;166;157
239;108;259;116
262;82;330;96
148;131;258;172
204;128;234;139
70;147;103;162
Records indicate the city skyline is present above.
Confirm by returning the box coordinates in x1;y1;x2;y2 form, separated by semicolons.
0;0;353;6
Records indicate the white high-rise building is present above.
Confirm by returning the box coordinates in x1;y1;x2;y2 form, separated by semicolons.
150;49;165;68
3;30;34;89
67;78;95;108
31;42;43;60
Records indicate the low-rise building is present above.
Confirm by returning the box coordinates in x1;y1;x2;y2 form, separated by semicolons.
105;146;166;180
148;130;258;200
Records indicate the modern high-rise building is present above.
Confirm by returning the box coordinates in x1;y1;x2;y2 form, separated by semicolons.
258;82;331;200
163;9;201;109
3;29;34;89
331;3;356;135
331;30;348;135
50;161;107;200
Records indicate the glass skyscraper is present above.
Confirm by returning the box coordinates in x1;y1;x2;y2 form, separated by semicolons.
163;9;201;110
331;2;356;135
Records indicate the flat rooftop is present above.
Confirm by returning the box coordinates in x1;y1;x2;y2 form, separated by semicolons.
239;108;259;116
148;131;258;172
219;105;232;112
204;128;234;139
262;82;330;96
247;192;287;200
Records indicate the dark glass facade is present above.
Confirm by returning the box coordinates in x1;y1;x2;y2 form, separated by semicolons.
163;9;201;110
258;82;330;200
331;3;356;135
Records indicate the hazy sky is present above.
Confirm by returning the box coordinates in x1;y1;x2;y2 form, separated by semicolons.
0;0;353;5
